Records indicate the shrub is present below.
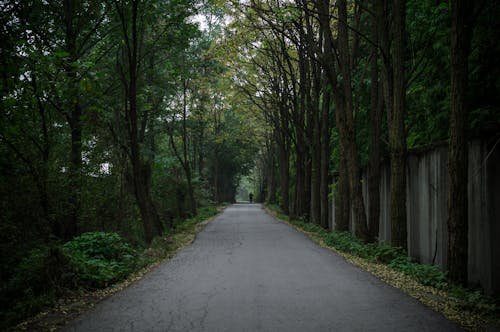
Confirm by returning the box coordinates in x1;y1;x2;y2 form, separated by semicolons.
368;243;405;263
449;287;498;313
63;232;140;288
63;232;136;261
196;206;218;220
301;222;323;234
388;255;448;289
323;231;369;258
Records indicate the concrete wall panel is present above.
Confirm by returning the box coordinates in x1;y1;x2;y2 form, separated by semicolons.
330;139;500;295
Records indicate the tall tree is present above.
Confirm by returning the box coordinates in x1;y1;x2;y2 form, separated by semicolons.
166;79;197;217
367;0;384;241
389;0;408;249
318;0;369;240
114;0;163;243
61;0;107;239
377;0;408;248
447;0;473;285
319;86;331;229
306;3;323;225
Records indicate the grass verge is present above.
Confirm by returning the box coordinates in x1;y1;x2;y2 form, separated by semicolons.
265;204;499;331
9;205;222;332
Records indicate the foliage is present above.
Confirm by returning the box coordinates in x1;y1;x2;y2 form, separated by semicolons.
1;205;219;329
174;206;218;232
448;287;499;314
388;256;448;289
63;232;142;289
405;0;451;148
1;0;258;325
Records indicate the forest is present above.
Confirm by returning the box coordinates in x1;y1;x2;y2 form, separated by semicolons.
1;0;499;329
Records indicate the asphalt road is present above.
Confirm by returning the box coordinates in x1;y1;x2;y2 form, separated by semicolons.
64;203;461;332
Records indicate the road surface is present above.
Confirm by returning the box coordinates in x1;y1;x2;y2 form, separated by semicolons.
64;203;460;332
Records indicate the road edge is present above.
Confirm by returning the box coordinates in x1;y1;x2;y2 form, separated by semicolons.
12;207;225;332
263;206;496;331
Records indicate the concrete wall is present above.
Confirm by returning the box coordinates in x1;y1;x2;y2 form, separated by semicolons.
331;138;500;295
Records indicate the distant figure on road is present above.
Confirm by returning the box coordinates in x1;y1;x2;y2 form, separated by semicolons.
249;193;254;203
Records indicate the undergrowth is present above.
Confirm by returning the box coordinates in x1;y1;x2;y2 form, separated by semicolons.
266;204;499;321
1;205;219;330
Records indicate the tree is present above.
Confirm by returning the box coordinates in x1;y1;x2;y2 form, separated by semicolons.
447;0;474;285
110;0;199;242
317;0;369;240
319;86;331;229
376;0;408;248
387;0;408;249
367;0;384;241
166;79;197;217
60;0;110;240
113;0;163;243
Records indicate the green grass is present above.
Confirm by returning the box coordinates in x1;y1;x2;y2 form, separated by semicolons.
173;206;218;232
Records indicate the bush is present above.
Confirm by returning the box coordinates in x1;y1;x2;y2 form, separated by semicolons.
370;243;406;263
388;255;448;289
196;206;218;220
301;222;323;234
63;232;141;288
449;287;498;313
323;231;373;259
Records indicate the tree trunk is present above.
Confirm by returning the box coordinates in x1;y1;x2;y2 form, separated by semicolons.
320;89;331;229
389;0;407;249
186;172;196;216
67;100;82;239
293;45;307;218
182;81;196;216
367;2;383;241
267;139;277;204
32;73;53;238
129;95;163;244
337;0;369;241
63;0;80;240
335;151;350;231
294;140;306;217
132;161;163;243
213;155;219;202
378;0;393;141
315;0;351;233
367;80;383;241
127;0;162;244
278;132;290;214
447;0;472;286
310;64;321;225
